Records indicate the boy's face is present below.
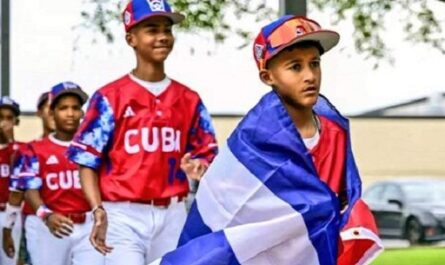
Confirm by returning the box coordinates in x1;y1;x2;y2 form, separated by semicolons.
37;100;55;133
50;95;83;135
126;16;174;63
261;46;321;110
0;107;17;140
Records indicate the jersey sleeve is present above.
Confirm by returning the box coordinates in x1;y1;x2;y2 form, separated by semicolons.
186;100;218;165
10;145;41;191
67;91;115;169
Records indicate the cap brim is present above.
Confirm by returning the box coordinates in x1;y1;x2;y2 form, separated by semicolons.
51;89;89;107
269;30;340;58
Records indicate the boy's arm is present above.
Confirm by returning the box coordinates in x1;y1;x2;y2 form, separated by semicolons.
25;188;74;238
67;91;115;170
180;100;218;180
17;150;74;238
79;166;112;255
2;146;30;257
67;91;114;254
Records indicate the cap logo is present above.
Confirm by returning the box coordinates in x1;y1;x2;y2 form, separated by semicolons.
296;26;306;36
2;97;13;105
124;11;131;25
62;82;79;90
147;0;165;12
254;44;264;61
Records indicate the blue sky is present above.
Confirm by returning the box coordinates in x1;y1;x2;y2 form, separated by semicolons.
9;0;445;115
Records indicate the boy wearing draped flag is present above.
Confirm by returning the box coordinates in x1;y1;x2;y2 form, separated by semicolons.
151;16;383;265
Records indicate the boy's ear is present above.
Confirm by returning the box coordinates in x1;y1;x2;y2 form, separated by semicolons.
125;32;136;48
14;117;20;126
48;109;55;119
259;69;274;86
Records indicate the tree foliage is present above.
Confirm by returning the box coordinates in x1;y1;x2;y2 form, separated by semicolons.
79;0;445;63
311;0;445;63
78;0;275;48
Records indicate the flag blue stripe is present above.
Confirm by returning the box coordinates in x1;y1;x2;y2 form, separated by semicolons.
177;202;213;247
161;231;240;265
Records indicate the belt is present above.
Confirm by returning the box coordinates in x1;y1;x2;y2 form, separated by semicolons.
136;194;187;208
0;203;6;211
63;213;86;224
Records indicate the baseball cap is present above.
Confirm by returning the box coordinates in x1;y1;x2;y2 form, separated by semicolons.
122;0;185;32
48;82;89;108
36;92;50;110
253;16;340;70
0;96;20;116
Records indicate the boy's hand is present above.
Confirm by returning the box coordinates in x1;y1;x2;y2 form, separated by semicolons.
90;208;113;255
2;227;15;258
180;153;208;181
45;213;74;238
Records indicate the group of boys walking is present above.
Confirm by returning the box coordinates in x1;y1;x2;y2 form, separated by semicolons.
0;0;382;265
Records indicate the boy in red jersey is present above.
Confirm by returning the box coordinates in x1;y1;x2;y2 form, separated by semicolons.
17;82;104;265
67;0;218;264
0;97;23;265
36;92;56;138
3;92;56;265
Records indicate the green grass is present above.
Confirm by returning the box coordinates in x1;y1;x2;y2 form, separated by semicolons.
371;247;445;265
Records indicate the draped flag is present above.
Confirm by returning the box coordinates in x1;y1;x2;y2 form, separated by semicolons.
150;91;383;265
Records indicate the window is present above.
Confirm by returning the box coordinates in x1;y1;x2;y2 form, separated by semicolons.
382;184;404;202
363;184;385;203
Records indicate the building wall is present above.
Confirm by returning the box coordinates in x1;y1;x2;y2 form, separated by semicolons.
213;117;445;187
17;115;445;188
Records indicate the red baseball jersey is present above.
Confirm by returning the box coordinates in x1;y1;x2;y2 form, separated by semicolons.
0;143;22;204
310;116;347;194
68;75;218;202
9;142;34;215
17;135;90;214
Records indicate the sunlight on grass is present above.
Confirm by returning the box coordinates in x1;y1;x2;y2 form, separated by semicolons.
371;247;445;265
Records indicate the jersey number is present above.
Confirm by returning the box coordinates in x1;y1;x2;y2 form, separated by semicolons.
168;158;187;185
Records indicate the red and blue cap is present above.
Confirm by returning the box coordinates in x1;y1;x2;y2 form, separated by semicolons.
48;82;89;108
0;96;20;116
253;16;340;70
123;0;185;32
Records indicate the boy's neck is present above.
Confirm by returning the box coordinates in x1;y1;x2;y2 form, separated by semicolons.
132;60;166;82
285;105;318;139
53;131;74;142
0;133;13;144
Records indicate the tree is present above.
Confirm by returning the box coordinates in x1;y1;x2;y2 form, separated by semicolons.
79;0;445;64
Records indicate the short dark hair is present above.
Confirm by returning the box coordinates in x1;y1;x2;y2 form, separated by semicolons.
50;93;83;110
266;40;324;69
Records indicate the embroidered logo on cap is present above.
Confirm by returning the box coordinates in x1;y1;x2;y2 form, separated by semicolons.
62;82;79;90
124;10;132;25
254;44;264;61
296;26;306;36
147;0;165;12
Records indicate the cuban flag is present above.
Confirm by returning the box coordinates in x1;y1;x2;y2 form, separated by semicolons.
151;91;383;265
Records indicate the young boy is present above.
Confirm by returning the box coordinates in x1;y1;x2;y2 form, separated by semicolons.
151;16;382;265
4;91;56;265
0;96;23;265
67;0;218;264
36;92;56;138
15;82;104;265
